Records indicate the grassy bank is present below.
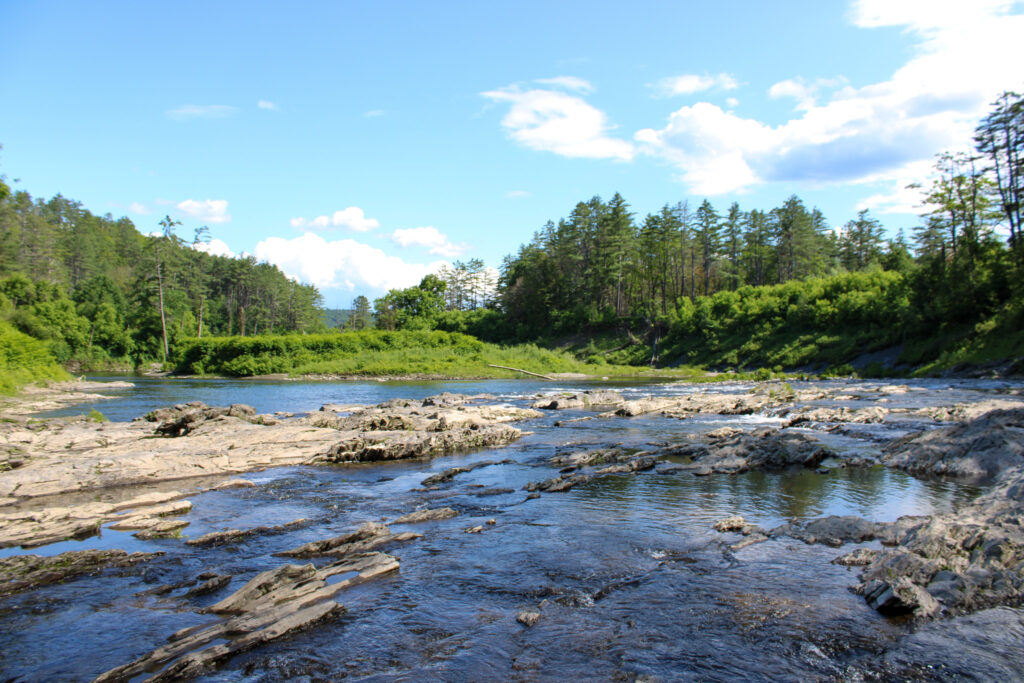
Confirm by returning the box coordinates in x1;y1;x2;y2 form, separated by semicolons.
173;330;665;379
0;321;70;395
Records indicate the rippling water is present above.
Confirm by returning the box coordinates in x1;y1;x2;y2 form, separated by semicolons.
3;376;1023;681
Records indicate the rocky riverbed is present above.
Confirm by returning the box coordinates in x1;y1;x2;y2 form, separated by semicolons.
2;377;1024;680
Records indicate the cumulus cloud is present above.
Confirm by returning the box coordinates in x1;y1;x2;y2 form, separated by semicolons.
481;85;635;161
654;73;739;97
535;76;594;93
166;104;236;120
255;233;447;293
192;238;235;258
635;1;1024;195
176;199;231;224
391;226;466;257
290;206;380;232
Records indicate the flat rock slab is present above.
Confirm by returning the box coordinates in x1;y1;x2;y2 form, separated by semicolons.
94;552;400;682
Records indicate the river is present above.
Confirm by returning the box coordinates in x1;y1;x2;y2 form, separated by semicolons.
2;376;1023;681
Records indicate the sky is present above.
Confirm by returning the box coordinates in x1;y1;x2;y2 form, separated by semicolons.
1;0;1022;307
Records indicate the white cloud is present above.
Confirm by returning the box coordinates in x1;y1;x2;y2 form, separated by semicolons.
176;199;232;224
364;109;386;118
391;226;466;257
129;202;150;215
192;238;235;258
654;73;739;97
506;190;530;198
481;85;635;161
725;97;739;108
769;77;848;111
255;233;447;293
535;76;594;93
636;1;1024;195
257;100;277;110
166;104;236;120
289;206;380;232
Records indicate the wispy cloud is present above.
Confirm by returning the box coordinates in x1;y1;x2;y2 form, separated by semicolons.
129;201;151;215
506;190;530;199
535;76;594;93
166;104;236;120
257;100;277;110
653;74;739;97
290;206;380;232
364;109;386;118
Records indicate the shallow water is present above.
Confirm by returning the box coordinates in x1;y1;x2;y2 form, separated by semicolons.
3;376;1024;681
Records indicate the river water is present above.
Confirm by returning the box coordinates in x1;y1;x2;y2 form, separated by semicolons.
3;376;1023;681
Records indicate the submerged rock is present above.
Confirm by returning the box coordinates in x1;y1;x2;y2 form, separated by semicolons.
276;522;420;559
184;519;309;547
421;458;514;486
0;549;161;597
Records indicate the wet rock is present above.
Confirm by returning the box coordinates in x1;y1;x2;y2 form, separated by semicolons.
393;507;459;524
212;478;256;490
464;525;483;534
662;428;833;475
524;472;591;493
769;515;882;547
516;610;541;626
185;519;310;547
316;425;525;464
780;406;888;427
0;549;161;597
276;522;420;559
421;459;513;486
549;448;627;468
183;574;232;598
95;552;399;683
474;487;515;497
832;548;879;567
861;576;940;617
882;407;1024;480
134;518;190;540
531;390;624;410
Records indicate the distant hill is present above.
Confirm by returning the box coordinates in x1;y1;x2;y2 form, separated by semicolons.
321;309;353;329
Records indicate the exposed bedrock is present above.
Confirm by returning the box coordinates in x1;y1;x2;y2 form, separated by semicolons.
93;552;400;682
881;407;1024;480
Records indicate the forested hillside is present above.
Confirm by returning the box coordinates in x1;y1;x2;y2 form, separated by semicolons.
0;171;324;372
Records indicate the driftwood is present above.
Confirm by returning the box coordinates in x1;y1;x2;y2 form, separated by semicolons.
487;364;554;380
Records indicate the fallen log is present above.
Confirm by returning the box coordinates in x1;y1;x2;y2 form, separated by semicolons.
487;364;554;380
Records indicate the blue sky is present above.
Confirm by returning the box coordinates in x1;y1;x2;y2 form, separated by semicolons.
2;0;1022;307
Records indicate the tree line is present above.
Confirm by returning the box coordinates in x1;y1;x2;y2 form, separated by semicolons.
0;175;325;367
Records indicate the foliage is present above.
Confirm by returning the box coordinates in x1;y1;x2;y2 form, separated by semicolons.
0;320;69;394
